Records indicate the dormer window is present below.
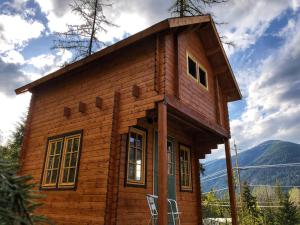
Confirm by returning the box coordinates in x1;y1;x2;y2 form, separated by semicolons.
187;53;208;89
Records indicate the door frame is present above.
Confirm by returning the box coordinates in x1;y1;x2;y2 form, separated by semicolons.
153;129;176;200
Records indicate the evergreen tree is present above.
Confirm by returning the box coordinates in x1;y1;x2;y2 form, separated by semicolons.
0;159;52;225
241;182;262;225
0;119;25;162
52;0;116;63
276;194;300;225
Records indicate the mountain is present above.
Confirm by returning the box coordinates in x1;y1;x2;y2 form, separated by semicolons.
201;140;300;193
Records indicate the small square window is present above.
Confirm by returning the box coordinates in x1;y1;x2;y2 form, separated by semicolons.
188;56;197;80
187;53;209;90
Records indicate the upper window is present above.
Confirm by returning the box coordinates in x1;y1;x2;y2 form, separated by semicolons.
179;144;192;191
188;56;197;80
187;53;208;89
126;127;147;186
41;131;82;189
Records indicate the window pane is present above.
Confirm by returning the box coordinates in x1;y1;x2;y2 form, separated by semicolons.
50;143;55;155
129;148;135;162
71;152;77;167
137;149;142;162
56;141;62;154
65;153;71;167
67;139;72;153
130;133;135;147
53;155;60;168
188;57;197;79
69;168;76;183
63;169;68;183
136;135;143;149
48;156;54;169
46;171;51;184
128;164;135;180
73;138;79;152
136;164;141;181
51;170;58;183
199;67;207;87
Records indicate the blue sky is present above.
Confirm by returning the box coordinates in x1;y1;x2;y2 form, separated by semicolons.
0;0;299;161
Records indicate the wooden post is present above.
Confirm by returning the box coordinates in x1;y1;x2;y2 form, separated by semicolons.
194;151;203;225
224;138;238;225
158;101;168;225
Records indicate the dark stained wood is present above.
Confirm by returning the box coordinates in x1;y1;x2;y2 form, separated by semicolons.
63;107;71;118
78;102;86;113
132;84;140;98
158;101;168;225
95;96;103;109
224;139;238;225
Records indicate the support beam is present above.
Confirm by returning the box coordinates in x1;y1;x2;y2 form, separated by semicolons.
158;101;168;225
224;139;238;225
195;150;203;225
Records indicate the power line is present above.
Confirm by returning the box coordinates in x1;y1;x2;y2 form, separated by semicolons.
234;162;300;170
202;187;228;194
201;173;227;183
248;184;300;188
202;169;227;180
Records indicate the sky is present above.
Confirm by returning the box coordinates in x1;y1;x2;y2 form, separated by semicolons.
0;0;299;160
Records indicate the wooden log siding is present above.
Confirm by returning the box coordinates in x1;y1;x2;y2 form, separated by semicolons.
165;30;228;131
105;91;121;225
17;18;241;225
19;36;164;225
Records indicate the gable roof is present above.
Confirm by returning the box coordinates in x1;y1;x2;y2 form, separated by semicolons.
15;15;241;101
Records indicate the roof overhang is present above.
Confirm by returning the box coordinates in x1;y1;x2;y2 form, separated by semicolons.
15;15;241;102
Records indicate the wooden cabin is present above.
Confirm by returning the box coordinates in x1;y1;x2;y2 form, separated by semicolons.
16;16;241;225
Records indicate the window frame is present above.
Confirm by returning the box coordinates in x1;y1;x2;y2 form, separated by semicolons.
179;144;193;192
186;52;209;90
40;130;83;190
125;126;147;187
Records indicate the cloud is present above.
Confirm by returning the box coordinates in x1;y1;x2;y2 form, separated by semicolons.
231;15;300;149
0;14;44;53
209;0;297;55
0;58;30;96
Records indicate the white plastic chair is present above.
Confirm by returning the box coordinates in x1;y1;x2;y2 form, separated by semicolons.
168;198;181;225
146;194;181;225
146;194;158;225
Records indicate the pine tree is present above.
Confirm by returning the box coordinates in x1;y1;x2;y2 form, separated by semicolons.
0;119;25;162
277;194;300;225
0;159;52;225
241;182;262;225
52;0;116;63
